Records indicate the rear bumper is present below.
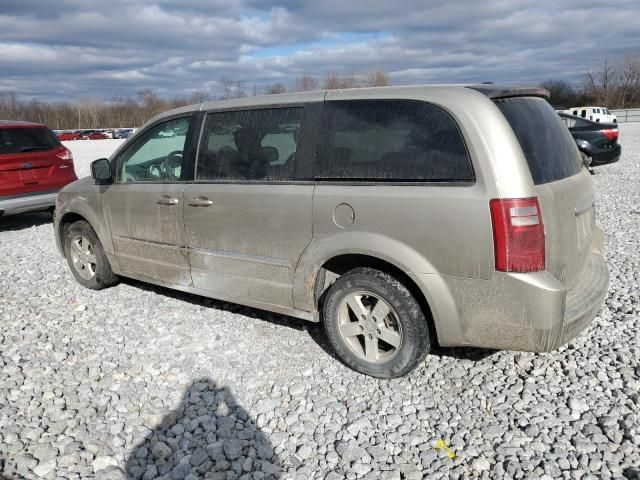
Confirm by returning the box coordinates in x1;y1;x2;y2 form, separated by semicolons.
0;190;58;216
413;251;609;352
590;144;621;167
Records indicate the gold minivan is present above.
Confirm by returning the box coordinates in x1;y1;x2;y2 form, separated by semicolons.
54;85;609;377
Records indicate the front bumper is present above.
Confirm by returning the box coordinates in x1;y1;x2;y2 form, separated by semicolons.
0;190;59;216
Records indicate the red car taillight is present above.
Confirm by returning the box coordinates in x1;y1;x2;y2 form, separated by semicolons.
56;147;74;162
600;129;618;141
490;197;545;272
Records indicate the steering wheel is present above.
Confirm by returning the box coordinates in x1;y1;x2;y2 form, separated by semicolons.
163;150;183;180
148;164;162;179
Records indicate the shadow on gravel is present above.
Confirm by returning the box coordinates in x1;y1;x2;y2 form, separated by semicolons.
125;378;281;480
123;278;498;366
123;277;335;353
431;345;498;362
0;457;13;479
0;212;52;232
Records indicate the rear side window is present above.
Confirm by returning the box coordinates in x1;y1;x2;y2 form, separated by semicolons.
197;107;303;181
317;100;474;182
0;127;58;155
495;97;582;185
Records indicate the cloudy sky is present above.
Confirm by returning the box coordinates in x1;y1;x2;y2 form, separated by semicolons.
1;0;639;101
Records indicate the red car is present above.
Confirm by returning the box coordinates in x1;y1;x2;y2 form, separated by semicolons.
82;131;108;140
0;120;77;216
57;131;80;141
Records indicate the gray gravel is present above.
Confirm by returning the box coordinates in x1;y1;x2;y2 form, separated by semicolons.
1;125;640;480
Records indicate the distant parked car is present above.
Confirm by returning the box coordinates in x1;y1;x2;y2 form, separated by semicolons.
113;129;133;139
57;131;81;141
0;120;77;216
562;106;617;123
559;113;621;168
86;132;108;140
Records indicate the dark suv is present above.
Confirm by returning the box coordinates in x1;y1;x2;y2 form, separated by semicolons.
0;120;77;216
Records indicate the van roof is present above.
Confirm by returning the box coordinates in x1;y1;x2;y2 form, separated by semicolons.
149;83;551;125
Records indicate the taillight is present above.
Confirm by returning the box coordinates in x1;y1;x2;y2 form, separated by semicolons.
56;147;74;162
600;129;618;141
490;197;545;272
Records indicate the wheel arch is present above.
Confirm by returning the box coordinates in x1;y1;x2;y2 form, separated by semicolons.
313;253;440;346
574;139;593;157
56;202;118;273
58;211;87;256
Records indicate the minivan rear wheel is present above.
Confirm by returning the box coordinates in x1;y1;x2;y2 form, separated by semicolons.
65;220;118;289
322;268;430;378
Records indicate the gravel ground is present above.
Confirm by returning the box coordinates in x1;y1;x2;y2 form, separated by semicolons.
1;128;639;480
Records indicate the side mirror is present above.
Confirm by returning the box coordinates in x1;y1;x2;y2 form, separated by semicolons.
91;158;113;184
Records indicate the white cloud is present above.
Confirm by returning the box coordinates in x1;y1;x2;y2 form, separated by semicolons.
0;0;638;100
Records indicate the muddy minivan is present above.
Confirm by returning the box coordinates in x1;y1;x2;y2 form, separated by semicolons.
54;85;609;378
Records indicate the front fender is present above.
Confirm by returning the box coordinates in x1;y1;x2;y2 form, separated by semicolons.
56;196;120;274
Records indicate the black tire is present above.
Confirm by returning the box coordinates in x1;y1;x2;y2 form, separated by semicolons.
65;220;118;289
322;267;431;378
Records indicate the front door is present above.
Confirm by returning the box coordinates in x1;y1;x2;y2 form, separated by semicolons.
103;116;193;286
183;105;317;308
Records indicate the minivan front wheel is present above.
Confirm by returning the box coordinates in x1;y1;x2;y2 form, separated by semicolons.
323;268;431;378
65;220;118;289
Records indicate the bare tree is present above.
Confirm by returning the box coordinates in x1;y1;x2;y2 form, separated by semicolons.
220;76;234;100
235;80;247;98
188;90;213;104
324;73;358;90
584;58;616;106
539;79;585;109
295;75;319;91
617;55;640;108
264;83;286;95
366;71;390;87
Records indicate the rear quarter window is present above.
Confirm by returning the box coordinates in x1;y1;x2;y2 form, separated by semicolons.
317;100;474;182
495;97;582;185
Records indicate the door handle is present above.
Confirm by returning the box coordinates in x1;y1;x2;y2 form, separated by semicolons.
188;197;213;207
157;195;179;206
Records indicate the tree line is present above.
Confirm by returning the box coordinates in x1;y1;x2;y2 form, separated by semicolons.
0;71;390;130
541;55;640;109
2;55;639;130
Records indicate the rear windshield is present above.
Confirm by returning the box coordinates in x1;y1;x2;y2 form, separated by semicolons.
495;97;582;185
0;127;59;155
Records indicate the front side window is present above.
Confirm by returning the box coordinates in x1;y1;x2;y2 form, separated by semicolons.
317;100;473;182
116;117;190;183
196;107;303;181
